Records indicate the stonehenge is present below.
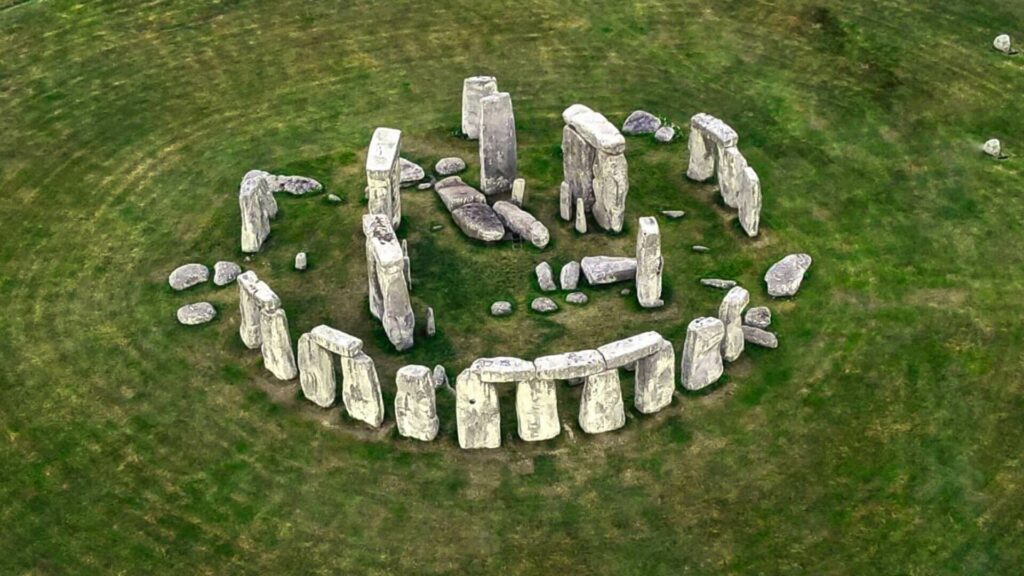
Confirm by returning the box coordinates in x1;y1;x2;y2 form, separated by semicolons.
366;127;403;228
236;274;297;381
635;217;664;308
362;214;415;351
680;317;725;391
561;104;629;233
395;365;439;441
535;262;557;291
461;76;498;139
239;171;276;253
686;113;762;237
339;352;386;427
634;338;675;413
511;178;526;207
718;286;749;362
296;325;366;410
479;92;517;195
560;261;580;290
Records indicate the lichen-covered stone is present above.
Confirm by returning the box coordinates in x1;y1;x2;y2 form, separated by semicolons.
339;352;385;428
399;158;425;187
718;146;748;209
260;307;298;381
622;110;661;135
636;216;664;308
168;263;209;291
738;166;762;237
516;379;560;442
560;261;580;290
718;286;749;363
479;92;517;195
535;261;557;291
580;256;636;285
591;150;629;233
471;356;536;383
534;349;606;380
563;104;626;154
266;174;322;196
490;301;513;316
680;317;725;391
239;173;273;253
435;176;486;212
435;157;467;176
176;302;216;325
456;369;500;449
309;325;362;357
562;125;597;210
578;369;625;434
494;201;549;248
743;326;779;349
461;76;498;139
744;306;771;329
451;203;506;242
765;253;812;297
213;261;241;286
298;333;337;407
395;365;439;441
237;271;262;349
566;292;588;305
635;338;675;414
654;126;675;143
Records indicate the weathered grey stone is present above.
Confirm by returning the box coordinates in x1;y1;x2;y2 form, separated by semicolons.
654;126;675;143
252;280;281;311
395;365;439;441
719;286;749;362
661;210;685;219
765;253;812;297
687;113;738;182
490;301;513;316
327;193;342;203
363;214;415;350
636;216;664;308
511;178;526;206
983;138;1002;158
535;262;557;291
435;157;467;176
239;173;273;253
718;146;748;208
366;127;403;228
622;110;661;135
680;317;725;391
451;203;506;242
597;331;664;369
575;197;588;234
213;261;241;286
259;307;298;381
176;302;216;325
298;333;336;407
591;150;629;233
237;271;262;349
692;245;710;253
494;201;549;248
743;325;779;349
635;339;675;414
580;256;637;285
534;349;606;380
994;34;1013;55
738;166;762;237
456;369;500;449
471;357;536;383
744;306;772;329
516;379;560;442
399;158;425;187
425;306;436;337
461;76;498;139
432;364;449;389
566;292;588;305
340;352;385;428
417;182;433;191
563;104;626;154
560;261;580;290
169;263;209;291
562;125;597;210
559;182;573;222
479;92;517;195
701;278;737;290
435;176;487;212
531;297;558;313
309;325;363;356
578;369;625;434
294;251;307;271
267;174;322;196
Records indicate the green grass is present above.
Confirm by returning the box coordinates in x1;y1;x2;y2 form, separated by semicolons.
2;0;1024;573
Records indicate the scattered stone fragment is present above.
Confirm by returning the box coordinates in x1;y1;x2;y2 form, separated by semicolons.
451;203;506;242
456;369;501;449
765;253;812;297
176;302;216;325
742;326;779;349
435;157;467;176
168;263;209;291
620;288;631;296
430;224;443;232
394;365;439;442
298;333;337;407
578;369;626;434
701;278;737;290
399;158;425;187
515;378;560;442
621;110;662;135
581;256;637;285
479;92;518;195
294;252;307;271
559;182;573;221
339;352;385;428
983;138;1002;158
417;182;432;191
680;317;725;391
636;216;664;308
490;301;513;316
425;306;436;337
718;286;750;362
692;245;710;253
494;201;549;248
461;76;498;140
213;261;241;286
994;34;1013;55
661;210;685;219
433;365;449;389
574;197;588;234
531;297;558;313
326;194;342;203
560;261;580;290
654;126;676;143
566;292;588;305
744;306;771;329
535;262;557;291
635;339;675;414
511;178;526;207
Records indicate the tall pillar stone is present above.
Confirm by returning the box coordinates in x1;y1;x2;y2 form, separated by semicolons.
591;151;629;233
479;92;517;195
339;352;385;428
578;369;626;434
718;146;748;209
635;339;675;414
259;307;297;381
680;317;725;391
362;214;415;351
456;369;501;449
719;286;750;362
636;216;664;308
298;333;337;407
366;127;403;228
738;166;762;237
562;104;629;234
686;113;738;183
461;76;498;139
559;182;573;221
239;173;272;253
395;365;439;442
515;378;560;442
236;271;262;349
575;197;587;234
562;124;596;210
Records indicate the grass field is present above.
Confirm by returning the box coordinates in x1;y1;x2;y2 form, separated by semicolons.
3;0;1024;573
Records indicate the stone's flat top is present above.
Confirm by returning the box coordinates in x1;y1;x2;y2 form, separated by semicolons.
177;302;216;325
701;278;737;289
597;331;665;367
396;364;432;379
563;105;626;154
362;214;404;264
638;216;659;234
366;127;402;172
562;103;593;124
743;326;779;348
534;350;606;379
580;256;637;285
480;91;512;105
252;281;281;310
689;316;725;335
168;263;209;291
531;297;558;313
622;110;662;135
310;325;363;356
690;113;738;147
237;270;259;290
451;203;506;242
471;356;536;383
465;75;497;83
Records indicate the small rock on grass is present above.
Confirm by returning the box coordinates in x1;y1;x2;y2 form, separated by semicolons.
566;292;588;305
701;278;736;290
177;302;216;325
531;297;558;313
692;245;710;253
213;261;241;286
491;301;513;316
661;210;685;219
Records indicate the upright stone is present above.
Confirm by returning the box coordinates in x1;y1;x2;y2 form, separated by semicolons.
635;339;675;414
511;178;526;206
461;76;498;139
559;182;573;221
366;127;403;228
479;92;517;195
456;369;501;449
239;173;272;253
687;113;738;182
738;166;762;237
562;125;597;210
591;150;629;233
718;146;748;208
425;307;436;337
560;261;580;290
515;378;560;442
636;216;664;308
394;365;439;442
237;271;262;349
363;214;415;351
575;197;587;234
339;352;385;428
298;333;337;407
680;317;725;391
259;307;298;381
578;369;626;434
535;262;557;291
718;286;750;362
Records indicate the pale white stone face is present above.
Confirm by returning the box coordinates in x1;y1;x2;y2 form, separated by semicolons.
425;307;435;337
575;197;588;234
362;214;415;351
578;369;625;434
515;379;560;442
717;146;748;209
340;352;385;428
395;365;439;442
687;121;715;182
470;357;536;383
635;339;675;414
461;76;498;139
493;201;549;248
366;127;403;227
765;253;813;298
511;178;526;206
479;92;517;195
738;166;762;237
309;325;362;357
559;261;580;291
680;317;725;391
559;181;573;221
994;34;1012;54
591;150;629;233
690;113;738;147
983;138;1001;158
298;333;337;408
237;271;262;349
597;331;665;369
456;369;501;449
636;216;664;308
533;350;606;380
239;173;273;253
580;256;636;285
259;307;297;381
718;286;750;363
563;105;626;154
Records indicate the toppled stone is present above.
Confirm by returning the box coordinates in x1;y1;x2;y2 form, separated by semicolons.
566;292;588;305
168;263;209;291
433;365;449;389
692;245;710;253
743;325;779;349
435;176;487;211
461;76;498;139
635;338;675;414
400;158;425;187
597;331;664;369
516;379;560;442
661;210;685;219
339;352;385;428
326;193;342;203
578;369;625;434
213;261;241;286
636;216;664;308
560;261;580;290
309;325;363;356
765;253;812;297
622;110;662;135
701;278;737;290
268;175;322;196
494;201;550;248
435;156;466;176
983;138;1002;158
994;34;1013;55
654;126;676;143
471;356;536;383
575;197;588;234
395;365;439;441
531;297;558;313
680;317;725;391
490;301;513;316
511;178;526;206
298;333;337;407
260;307;298;381
581;256;637;285
294;252;307;271
719;286;749;363
451;203;506;242
534;349;606;380
535;261;557;291
176;302;216;325
456;369;501;449
479;92;518;195
744;306;771;329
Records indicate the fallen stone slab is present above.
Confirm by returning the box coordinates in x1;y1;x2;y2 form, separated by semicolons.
494;201;549;248
471;356;536;383
534;349;606;380
744;306;771;329
622;110;661;135
213;261;241;286
400;158;425;187
765;253;812;297
169;263;209;291
743;326;779;349
597;330;664;369
309;325;362;356
435;176;487;212
451;203;506;242
580;256;637;285
531;297;558;313
268;174;322;196
701;278;737;290
177;302;216;325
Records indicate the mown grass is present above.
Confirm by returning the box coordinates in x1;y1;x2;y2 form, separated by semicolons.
2;0;1024;574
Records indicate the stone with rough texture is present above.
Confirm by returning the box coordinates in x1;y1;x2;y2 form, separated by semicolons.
575;197;588;234
471;356;536;383
252;280;281;311
417;182;432;191
718;146;748;208
994;34;1012;55
531;297;558;313
213;261;241;286
745;306;772;329
399;158;425;187
562;125;597;210
680;317;725;391
534;349;606;380
237;272;262;349
294;252;307;271
267;174;322;196
591;150;629;233
581;256;637;285
563;104;626;154
636;216;664;308
578;369;625;434
241;170;279;218
435;176;487;212
765;253;812;297
309;325;362;356
366;127;403;228
395;365;439;441
560;261;580;290
490;301;513;316
433;365;448;389
456;369;500;449
597;331;665;369
239;173;273;253
535;262;557;291
451;203;506;242
743;325;779;349
479;92;517;195
339;352;385;428
719;286;750;362
435;157;466;176
425;307;435;337
260;307;298;381
511;178;526;206
983;139;1002;158
363;214;415;350
654;126;676;143
687;113;738;182
461;76;498;139
516;379;560;442
738;166;762;237
701;278;737;290
494;201;549;248
298;333;337;407
566;292;588;305
622;110;662;135
559;182;573;221
177;302;216;325
169;263;209;291
635;339;675;414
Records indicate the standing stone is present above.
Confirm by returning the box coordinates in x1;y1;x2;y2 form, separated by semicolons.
339;352;385;428
168;263;209;291
562;125;597;210
395;365;439;442
294;252;307;271
993;34;1013;55
366;127;403;228
213;261;241;286
745;306;772;329
718;146;748;208
591;150;629;233
461;76;498;139
237;271;262;349
298;333;337;407
680;317;725;391
635;339;675;414
259;307;298;381
239;173;273;253
560;261;580;290
516;378;560;442
535;261;557;291
983;138;1002;158
511;178;526;206
363;214;415;351
559;182;573;221
636;216;664;308
242;170;279;218
580;256;637;285
718;286;750;362
575;197;587;234
578;369;626;434
493;201;549;248
425;307;436;337
479;92;517;195
622;110;662;135
765;253;813;297
432;364;449;389
687;113;738;182
456;369;501;449
738;166;762;237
